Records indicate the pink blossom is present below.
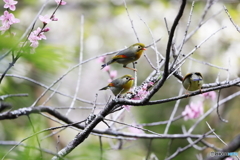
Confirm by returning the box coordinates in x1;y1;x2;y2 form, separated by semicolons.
224;157;234;160
182;102;204;121
142;83;148;90
132;88;149;100
55;0;67;5
148;81;154;86
3;0;18;11
201;91;216;100
39;15;51;24
102;65;110;72
0;10;20;25
42;27;50;32
0;11;20;32
97;56;106;63
0;22;10;31
28;27;47;48
123;105;132;111
50;15;58;21
128;124;144;134
110;70;117;79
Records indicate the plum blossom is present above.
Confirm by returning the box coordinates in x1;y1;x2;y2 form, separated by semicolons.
42;27;50;32
201;91;216;100
28;27;47;48
182;102;204;121
103;65;110;72
128;124;144;134
97;56;106;63
39;15;51;24
132;83;150;100
55;0;67;5
110;70;117;79
3;0;18;11
0;10;20;32
123;105;132;111
133;89;149;100
50;15;58;21
39;15;58;24
108;70;117;82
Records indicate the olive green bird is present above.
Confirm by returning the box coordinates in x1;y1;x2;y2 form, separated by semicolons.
101;43;146;71
99;75;134;96
182;72;203;91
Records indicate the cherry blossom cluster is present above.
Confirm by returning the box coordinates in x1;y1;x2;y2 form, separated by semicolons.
123;74;160;111
0;0;20;33
28;0;67;49
182;91;217;121
98;56;118;82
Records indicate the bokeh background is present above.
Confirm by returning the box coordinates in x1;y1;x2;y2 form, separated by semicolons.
0;0;240;159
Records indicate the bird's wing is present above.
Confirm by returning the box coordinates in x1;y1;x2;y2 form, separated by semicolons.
112;54;128;60
112;49;135;60
110;79;121;87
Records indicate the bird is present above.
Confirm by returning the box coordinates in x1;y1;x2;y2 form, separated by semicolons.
182;72;203;91
99;75;134;96
101;43;146;71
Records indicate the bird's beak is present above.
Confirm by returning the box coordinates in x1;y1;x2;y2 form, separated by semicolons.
143;48;146;50
130;77;134;80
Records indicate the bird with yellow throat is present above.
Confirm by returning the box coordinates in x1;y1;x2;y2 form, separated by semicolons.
99;75;134;96
101;43;146;71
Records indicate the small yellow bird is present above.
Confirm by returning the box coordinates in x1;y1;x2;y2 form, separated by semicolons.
182;72;203;91
101;43;146;71
99;75;134;96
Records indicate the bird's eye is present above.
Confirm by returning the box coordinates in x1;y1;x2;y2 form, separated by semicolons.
138;46;141;49
126;77;129;80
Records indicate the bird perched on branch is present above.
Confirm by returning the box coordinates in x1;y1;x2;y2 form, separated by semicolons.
182;72;203;91
99;75;134;96
101;43;146;71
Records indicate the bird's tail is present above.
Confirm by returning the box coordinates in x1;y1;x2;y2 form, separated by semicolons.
99;86;108;90
101;60;115;70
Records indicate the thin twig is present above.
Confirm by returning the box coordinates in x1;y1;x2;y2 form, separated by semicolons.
164;87;183;134
165;130;214;160
138;15;162;69
99;136;103;160
145;139;153;160
41;82;61;106
140;115;183;127
122;0;140;42
188;90;240;134
205;121;227;145
185;0;219;41
66;15;84;116
27;116;43;159
216;89;228;122
0;140;57;155
187;57;228;71
175;26;227;68
223;5;240;33
2;118;85;160
3;74;99;105
171;1;195;69
0;93;28;100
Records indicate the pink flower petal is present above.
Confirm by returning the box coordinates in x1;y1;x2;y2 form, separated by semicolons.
3;0;18;11
201;91;217;100
102;65;110;72
182;102;204;121
110;70;117;79
55;0;67;5
39;15;51;24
